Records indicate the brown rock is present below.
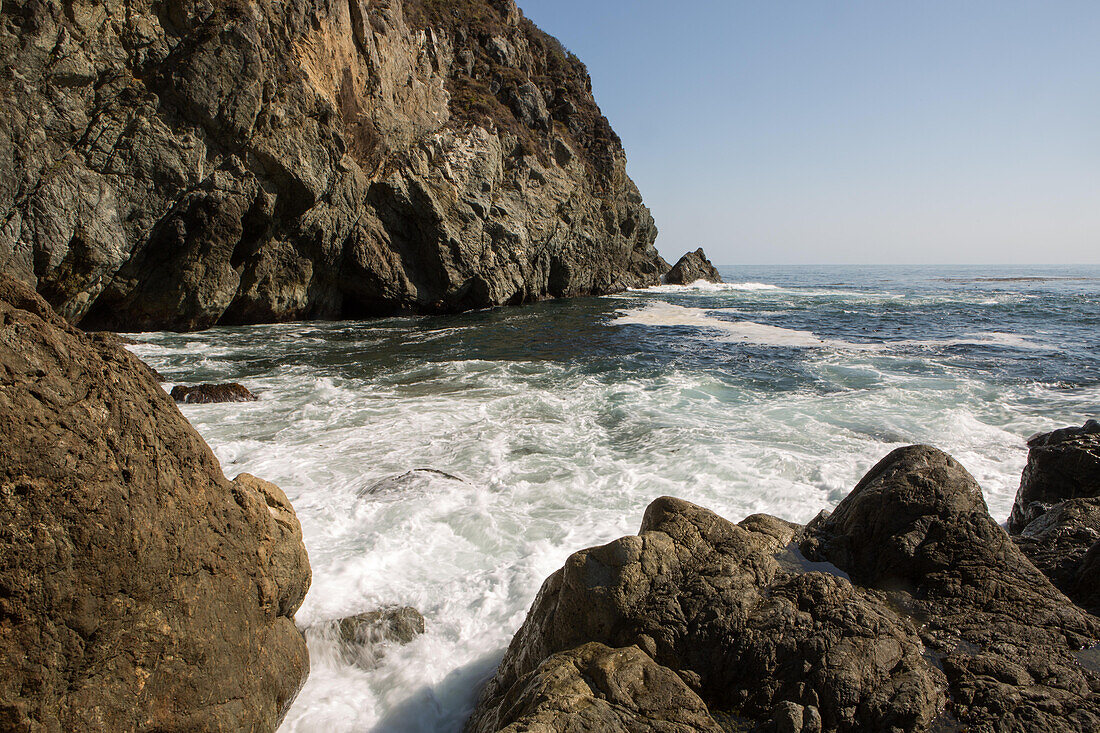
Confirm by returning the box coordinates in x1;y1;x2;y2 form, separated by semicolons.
171;382;258;403
0;274;310;730
1009;420;1100;532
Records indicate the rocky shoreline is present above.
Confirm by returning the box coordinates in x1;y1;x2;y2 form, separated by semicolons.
2;268;1098;731
467;437;1100;732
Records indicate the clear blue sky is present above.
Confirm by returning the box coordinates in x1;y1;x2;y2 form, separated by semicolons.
518;1;1100;265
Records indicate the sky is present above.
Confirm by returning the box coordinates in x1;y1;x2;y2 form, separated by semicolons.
517;0;1100;265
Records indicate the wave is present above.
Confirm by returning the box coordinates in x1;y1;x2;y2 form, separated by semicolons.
629;280;781;294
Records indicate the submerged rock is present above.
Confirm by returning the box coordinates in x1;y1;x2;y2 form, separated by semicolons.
338;606;426;648
664;248;722;285
171;382;258;403
1007;421;1100;615
0;274;310;730
308;606;426;670
468;445;1100;733
357;468;469;497
1;0;665;332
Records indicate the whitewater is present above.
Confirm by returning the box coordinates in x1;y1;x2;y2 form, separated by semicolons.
127;264;1100;732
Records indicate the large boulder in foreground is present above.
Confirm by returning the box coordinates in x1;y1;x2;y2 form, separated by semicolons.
1006;421;1100;615
664;249;722;285
468;445;1100;733
0;275;310;730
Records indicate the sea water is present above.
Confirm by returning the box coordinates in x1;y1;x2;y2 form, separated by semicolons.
127;264;1100;732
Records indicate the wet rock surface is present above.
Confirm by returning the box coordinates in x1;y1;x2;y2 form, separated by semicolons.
1;0;665;332
338;606;426;648
0;274;310;730
1007;421;1100;616
664;249;722;285
468;445;1100;733
171;382;258;404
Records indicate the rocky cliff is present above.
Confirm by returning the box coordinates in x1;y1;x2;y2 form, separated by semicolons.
0;273;310;729
0;0;665;332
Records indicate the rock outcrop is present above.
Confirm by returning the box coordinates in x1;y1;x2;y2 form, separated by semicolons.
664;248;722;285
1007;421;1100;616
468;445;1100;733
172;382;258;403
0;274;310;730
0;0;665;332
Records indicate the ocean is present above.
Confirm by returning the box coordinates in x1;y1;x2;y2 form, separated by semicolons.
127;264;1100;732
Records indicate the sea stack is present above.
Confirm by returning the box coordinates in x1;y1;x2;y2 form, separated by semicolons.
665;248;723;284
0;0;666;331
0;274;311;730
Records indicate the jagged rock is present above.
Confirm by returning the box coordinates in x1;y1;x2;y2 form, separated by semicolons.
0;0;666;332
468;445;1100;733
171;382;258;404
1009;420;1100;531
1007;421;1100;615
664;248;722;285
0;274;310;730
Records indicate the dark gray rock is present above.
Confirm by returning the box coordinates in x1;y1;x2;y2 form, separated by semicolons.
1007;421;1100;615
0;274;310;731
0;0;666;332
1009;420;1100;532
664;248;722;285
171;382;258;404
469;445;1100;733
802;445;1100;732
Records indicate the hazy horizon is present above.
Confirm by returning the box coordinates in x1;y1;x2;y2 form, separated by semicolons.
518;1;1100;266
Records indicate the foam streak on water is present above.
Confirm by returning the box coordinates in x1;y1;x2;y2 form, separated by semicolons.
127;265;1100;732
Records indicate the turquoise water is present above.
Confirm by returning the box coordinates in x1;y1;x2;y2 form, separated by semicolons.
128;264;1100;732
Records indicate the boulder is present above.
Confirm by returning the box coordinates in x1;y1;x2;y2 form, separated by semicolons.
171;382;258;404
801;445;1100;731
1008;420;1100;532
1006;421;1100;615
0;274;310;730
468;445;1100;733
664;248;722;285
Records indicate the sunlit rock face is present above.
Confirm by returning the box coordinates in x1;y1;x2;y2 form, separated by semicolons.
0;0;665;332
0;273;311;730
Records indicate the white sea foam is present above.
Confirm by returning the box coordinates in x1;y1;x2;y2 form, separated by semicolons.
611;303;1042;351
628;280;781;294
123;276;1095;733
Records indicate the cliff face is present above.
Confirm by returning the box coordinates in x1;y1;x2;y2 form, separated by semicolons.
0;0;664;331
